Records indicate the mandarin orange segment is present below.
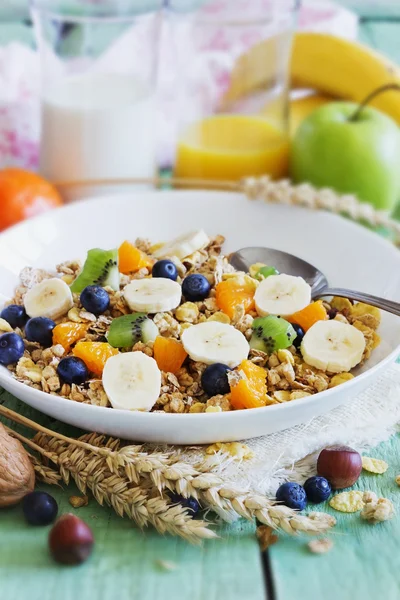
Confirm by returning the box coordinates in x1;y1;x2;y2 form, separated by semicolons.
230;360;268;410
72;341;119;376
287;300;328;332
52;322;89;351
215;278;255;319
154;336;188;374
118;241;153;275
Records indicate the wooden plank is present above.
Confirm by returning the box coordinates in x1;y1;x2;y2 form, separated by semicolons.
270;435;400;600
0;391;266;600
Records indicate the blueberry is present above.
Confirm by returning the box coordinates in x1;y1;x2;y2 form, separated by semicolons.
152;260;178;281
276;482;307;511
1;304;28;329
304;476;332;504
291;323;305;349
0;333;25;366
169;492;200;516
80;285;110;315
25;317;55;348
57;356;89;385
22;491;58;526
182;274;211;301
201;363;231;397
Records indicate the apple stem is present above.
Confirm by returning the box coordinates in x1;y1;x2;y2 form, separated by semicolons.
349;83;400;121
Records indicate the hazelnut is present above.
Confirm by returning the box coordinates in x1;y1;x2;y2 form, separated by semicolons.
317;445;362;489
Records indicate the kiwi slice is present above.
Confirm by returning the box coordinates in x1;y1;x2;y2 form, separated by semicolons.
70;248;120;293
107;313;159;348
250;316;296;354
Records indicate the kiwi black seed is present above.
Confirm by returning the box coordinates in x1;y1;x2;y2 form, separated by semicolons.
107;313;159;348
250;315;296;354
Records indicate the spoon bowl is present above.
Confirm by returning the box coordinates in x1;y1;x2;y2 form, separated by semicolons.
229;247;400;316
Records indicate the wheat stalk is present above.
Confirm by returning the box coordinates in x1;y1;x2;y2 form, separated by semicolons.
0;405;335;538
34;430;335;536
1;418;215;543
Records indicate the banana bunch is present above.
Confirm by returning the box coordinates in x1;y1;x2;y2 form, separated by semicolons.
290;33;400;134
225;32;400;134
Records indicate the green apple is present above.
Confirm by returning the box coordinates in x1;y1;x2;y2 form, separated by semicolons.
290;102;400;211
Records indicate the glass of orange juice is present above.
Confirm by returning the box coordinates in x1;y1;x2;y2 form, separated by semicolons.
169;0;298;182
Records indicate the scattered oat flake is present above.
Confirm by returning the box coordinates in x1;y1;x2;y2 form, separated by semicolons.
329;491;364;513
362;456;388;474
395;475;400;486
155;559;178;571
307;538;333;554
256;526;278;551
69;495;89;508
361;497;394;523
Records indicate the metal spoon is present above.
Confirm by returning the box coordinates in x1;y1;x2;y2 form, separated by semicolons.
229;247;400;317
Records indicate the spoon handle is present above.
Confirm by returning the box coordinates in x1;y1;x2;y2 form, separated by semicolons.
314;288;400;317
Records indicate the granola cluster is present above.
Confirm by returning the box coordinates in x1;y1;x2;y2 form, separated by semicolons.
5;234;381;413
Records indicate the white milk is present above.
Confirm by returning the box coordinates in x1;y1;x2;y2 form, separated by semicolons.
40;73;156;184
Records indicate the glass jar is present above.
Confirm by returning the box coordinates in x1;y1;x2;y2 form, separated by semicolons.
167;0;298;182
31;0;163;188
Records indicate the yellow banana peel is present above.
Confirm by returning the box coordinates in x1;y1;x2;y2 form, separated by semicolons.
291;33;400;125
224;32;400;126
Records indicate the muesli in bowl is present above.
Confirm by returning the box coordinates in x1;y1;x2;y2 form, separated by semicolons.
0;230;380;413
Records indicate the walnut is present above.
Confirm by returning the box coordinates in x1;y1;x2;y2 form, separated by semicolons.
0;423;35;507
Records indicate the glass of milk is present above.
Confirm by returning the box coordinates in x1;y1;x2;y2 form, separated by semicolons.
30;0;163;196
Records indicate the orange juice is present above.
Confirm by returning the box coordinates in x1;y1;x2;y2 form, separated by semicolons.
175;115;289;181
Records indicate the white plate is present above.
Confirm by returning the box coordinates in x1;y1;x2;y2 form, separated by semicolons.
0;190;399;444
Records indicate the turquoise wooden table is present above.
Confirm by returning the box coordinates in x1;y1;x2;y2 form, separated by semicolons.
1;3;400;599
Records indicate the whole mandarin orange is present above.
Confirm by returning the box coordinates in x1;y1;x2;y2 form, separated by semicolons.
0;168;63;230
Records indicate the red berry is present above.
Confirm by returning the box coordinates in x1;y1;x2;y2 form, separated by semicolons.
49;514;94;565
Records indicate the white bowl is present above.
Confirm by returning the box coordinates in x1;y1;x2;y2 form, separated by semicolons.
0;190;399;444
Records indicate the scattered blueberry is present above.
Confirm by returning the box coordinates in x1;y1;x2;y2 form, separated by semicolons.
182;274;211;301
169;492;200;516
25;317;55;348
0;332;25;366
152;259;178;281
57;356;89;385
0;304;28;329
304;476;332;504
80;285;110;315
276;482;307;511
22;491;58;526
290;323;305;349
201;363;231;397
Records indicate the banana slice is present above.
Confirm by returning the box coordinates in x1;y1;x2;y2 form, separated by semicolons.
24;277;73;320
124;278;182;313
102;351;161;411
181;321;249;368
254;274;311;317
152;230;209;260
301;320;366;373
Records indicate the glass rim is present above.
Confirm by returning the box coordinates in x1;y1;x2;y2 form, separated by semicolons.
29;0;164;23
